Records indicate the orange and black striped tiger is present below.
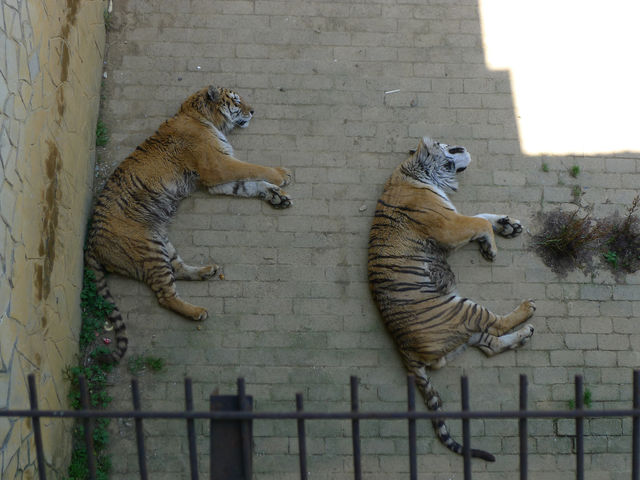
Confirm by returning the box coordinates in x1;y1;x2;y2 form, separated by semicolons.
368;136;535;461
85;86;292;364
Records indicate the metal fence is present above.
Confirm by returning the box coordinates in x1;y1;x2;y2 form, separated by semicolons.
3;371;640;480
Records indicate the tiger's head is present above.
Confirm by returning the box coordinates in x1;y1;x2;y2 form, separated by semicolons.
401;136;471;192
181;86;254;133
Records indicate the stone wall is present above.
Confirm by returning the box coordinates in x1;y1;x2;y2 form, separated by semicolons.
0;0;105;477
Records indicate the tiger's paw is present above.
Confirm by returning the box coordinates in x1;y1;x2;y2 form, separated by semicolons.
191;307;208;322
519;299;536;319
198;264;219;280
479;240;497;262
496;216;523;238
510;324;535;349
277;167;292;187
262;186;292;209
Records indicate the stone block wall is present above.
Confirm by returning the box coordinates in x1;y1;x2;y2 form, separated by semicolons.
0;0;105;477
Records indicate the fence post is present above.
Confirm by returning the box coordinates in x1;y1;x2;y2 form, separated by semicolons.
131;379;149;480
633;370;639;480
574;375;584;480
237;378;252;479
184;378;199;480
27;374;47;480
407;375;417;480
296;393;308;480
210;379;253;480
519;374;528;480
78;375;97;480
350;376;362;480
461;376;472;480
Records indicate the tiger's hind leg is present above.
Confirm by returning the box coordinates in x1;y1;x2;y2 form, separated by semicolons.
166;241;219;280
148;266;209;321
470;324;535;356
463;297;536;340
484;299;536;336
141;243;208;321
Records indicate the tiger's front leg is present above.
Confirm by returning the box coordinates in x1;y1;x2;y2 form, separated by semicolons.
474;214;523;238
438;214;498;261
469;214;522;261
197;155;292;189
199;156;293;207
209;180;292;208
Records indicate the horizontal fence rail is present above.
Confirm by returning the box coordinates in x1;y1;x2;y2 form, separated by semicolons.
2;371;640;480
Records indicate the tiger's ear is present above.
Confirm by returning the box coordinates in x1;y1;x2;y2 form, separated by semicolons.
421;136;435;152
207;86;220;102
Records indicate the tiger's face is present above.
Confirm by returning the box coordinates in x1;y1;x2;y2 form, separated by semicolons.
183;86;254;133
403;136;471;192
207;86;254;129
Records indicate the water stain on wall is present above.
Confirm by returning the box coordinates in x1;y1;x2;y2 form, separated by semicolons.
35;0;81;299
57;0;80;119
35;141;61;301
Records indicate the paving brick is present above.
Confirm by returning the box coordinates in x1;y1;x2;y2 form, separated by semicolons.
81;0;640;478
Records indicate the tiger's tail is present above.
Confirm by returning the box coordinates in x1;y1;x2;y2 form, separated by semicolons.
412;367;496;462
84;250;129;364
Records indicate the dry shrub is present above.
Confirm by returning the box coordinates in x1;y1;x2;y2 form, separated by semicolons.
601;196;640;274
532;208;610;276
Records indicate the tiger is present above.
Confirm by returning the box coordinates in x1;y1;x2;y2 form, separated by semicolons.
367;136;536;462
85;85;292;364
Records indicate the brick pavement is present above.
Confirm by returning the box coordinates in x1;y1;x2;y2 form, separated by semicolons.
98;1;640;478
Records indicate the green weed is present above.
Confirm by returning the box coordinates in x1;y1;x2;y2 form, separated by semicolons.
103;9;112;31
568;388;592;409
569;165;580;178
96;120;109;147
127;354;166;376
571;185;583;202
603;250;618;269
66;265;114;479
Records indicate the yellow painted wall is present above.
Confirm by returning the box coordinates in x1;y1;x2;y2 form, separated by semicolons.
0;0;106;477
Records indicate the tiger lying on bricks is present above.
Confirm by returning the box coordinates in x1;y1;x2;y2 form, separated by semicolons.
367;136;535;461
85;86;292;364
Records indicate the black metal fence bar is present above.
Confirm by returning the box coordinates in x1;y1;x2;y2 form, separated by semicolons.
350;376;362;480
10;405;640;421
9;372;640;480
13;404;640;421
131;379;149;480
28;374;47;480
184;378;199;480
407;375;417;480
461;376;471;480
519;374;528;480
79;376;98;480
575;376;584;480
209;393;215;479
296;393;308;480
634;370;640;480
237;379;252;480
